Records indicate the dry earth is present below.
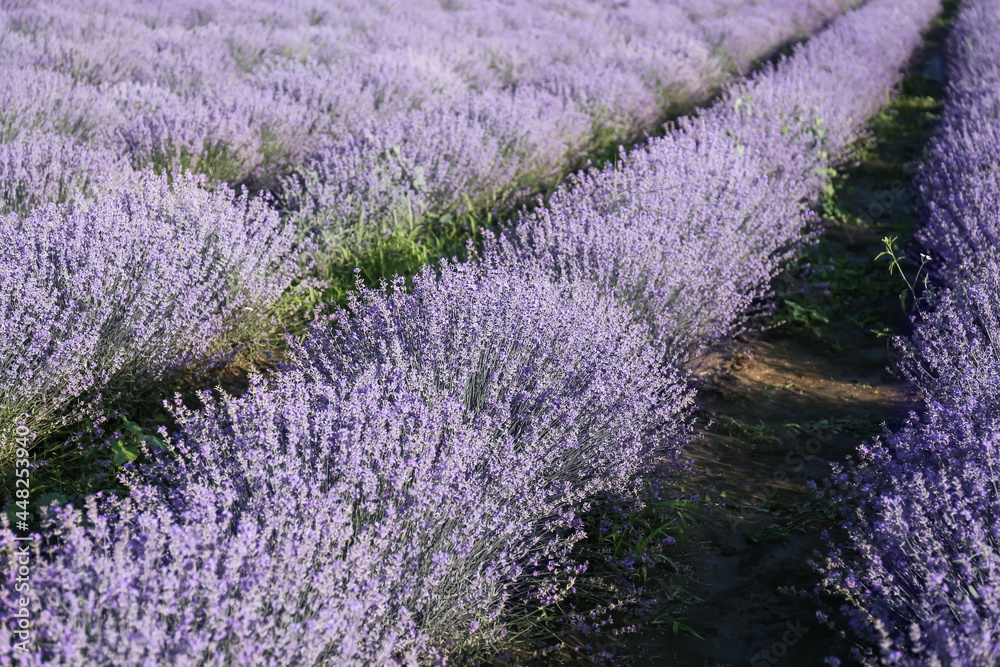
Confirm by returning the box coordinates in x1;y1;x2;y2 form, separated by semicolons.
624;314;921;666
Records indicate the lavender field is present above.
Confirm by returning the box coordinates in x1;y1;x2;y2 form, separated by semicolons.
1;0;996;664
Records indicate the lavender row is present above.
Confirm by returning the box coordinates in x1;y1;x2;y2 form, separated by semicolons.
0;173;297;457
1;261;694;665
914;0;1000;286
821;2;1000;663
0;0;942;663
0;0;855;451
489;0;940;363
0;1;855;465
277;0;858;267
0;0;853;468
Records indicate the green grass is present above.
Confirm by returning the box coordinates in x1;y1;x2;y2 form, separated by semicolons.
2;380;183;507
272;205;496;337
706;414;887;452
709;415;785;446
477;479;705;663
744;498;840;544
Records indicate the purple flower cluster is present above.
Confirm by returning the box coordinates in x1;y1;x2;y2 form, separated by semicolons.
485;119;808;363
0;172;296;451
488;0;939;363
268;0;858;264
0;0;857;225
299;258;692;492
821;1;1000;663
824;405;1000;666
0;131;130;217
915;0;1000;287
0;262;691;665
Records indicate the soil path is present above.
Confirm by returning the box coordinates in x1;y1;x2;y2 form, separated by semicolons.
625;321;921;666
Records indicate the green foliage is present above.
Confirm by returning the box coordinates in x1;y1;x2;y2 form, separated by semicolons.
0;411;169;523
651;609;705;640
2;406;174;511
482;478;703;661
580;484;699;565
710;415;785;446
768;56;946;337
110;416;164;466
782;299;831;337
273;206;495;340
875;235;932;314
745;499;839;544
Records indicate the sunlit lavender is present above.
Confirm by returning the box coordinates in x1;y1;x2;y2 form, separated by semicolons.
488;0;937;363
0;172;296;452
4;0;992;663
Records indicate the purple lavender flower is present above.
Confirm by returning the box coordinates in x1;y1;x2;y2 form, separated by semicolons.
0;171;296;456
0;0;945;662
0;260;692;664
0;131;129;217
488;0;939;364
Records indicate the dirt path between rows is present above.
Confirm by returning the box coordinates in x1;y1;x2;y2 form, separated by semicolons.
624;316;921;666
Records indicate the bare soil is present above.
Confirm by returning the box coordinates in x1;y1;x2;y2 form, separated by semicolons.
622;315;921;666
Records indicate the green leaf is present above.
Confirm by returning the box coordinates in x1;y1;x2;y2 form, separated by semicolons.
111;439;139;466
122;417;145;438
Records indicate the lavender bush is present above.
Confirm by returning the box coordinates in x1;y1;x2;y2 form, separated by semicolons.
1;0;851;193
704;0;939;197
900;256;1000;414
486;120;810;363
823;404;1000;665
296;258;693;489
0;172;296;461
697;0;860;74
0;262;692;665
284;0;858;269
0;0;860;242
0;131;128;217
915;0;1000;286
